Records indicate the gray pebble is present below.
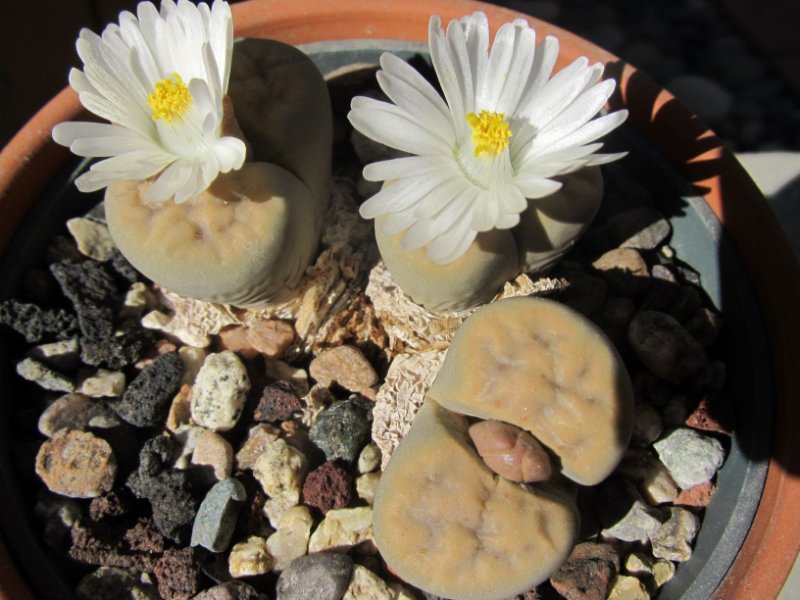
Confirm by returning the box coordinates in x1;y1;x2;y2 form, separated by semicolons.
632;403;664;446
653;427;725;489
607;207;671;250
628;311;707;384
192;581;265;600
38;392;121;437
310;397;373;463
191;478;247;553
276;552;353;600
597;479;664;543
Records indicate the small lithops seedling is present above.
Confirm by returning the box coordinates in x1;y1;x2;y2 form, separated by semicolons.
429;296;634;486
374;296;634;599
373;401;579;600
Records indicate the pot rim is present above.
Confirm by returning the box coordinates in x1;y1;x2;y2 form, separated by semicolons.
1;1;799;598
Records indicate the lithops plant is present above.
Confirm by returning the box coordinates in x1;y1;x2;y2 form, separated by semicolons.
349;13;627;312
374;297;634;598
373;401;579;600
53;1;332;307
429;296;634;485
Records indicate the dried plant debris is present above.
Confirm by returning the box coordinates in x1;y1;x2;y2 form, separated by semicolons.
1;66;734;600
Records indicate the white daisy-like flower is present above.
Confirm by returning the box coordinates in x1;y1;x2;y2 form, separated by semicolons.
348;12;628;264
52;0;246;203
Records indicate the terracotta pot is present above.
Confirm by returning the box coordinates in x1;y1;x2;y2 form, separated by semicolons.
1;1;799;598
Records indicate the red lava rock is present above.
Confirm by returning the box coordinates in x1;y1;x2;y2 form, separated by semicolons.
685;394;736;435
124;518;166;554
549;542;620;600
69;520;158;572
254;381;303;422
676;480;716;507
89;490;130;522
302;461;352;514
155;547;202;600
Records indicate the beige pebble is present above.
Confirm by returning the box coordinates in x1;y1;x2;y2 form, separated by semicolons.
247;319;295;358
343;564;416;600
468;420;552;483
35;429;116;498
235;424;281;471
172;425;206;469
356;472;381;505
165;384;193;432
253;438;307;505
66;217;115;261
592;247;651;295
266;505;314;571
308;507;374;553
652;560;676;587
78;369;126;398
120;281;158;320
228;536;274;577
217;326;259;359
190;429;234;484
178;346;207;386
608;574;650;600
309;345;378;393
357;443;381;474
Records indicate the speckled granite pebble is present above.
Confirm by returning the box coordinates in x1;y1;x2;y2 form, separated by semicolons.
191;351;250;431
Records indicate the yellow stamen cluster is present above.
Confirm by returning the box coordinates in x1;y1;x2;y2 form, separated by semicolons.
466;110;512;157
148;74;192;122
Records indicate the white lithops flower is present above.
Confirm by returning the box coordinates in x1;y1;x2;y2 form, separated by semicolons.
52;0;246;203
348;12;628;264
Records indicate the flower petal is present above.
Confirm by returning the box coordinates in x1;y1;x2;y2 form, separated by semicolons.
363;155;455;183
429;16;467;130
513;174;563;199
426;211;478;264
349;96;452;156
360;174;444;220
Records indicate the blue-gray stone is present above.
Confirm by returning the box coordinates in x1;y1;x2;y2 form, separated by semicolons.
191;478;247;553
